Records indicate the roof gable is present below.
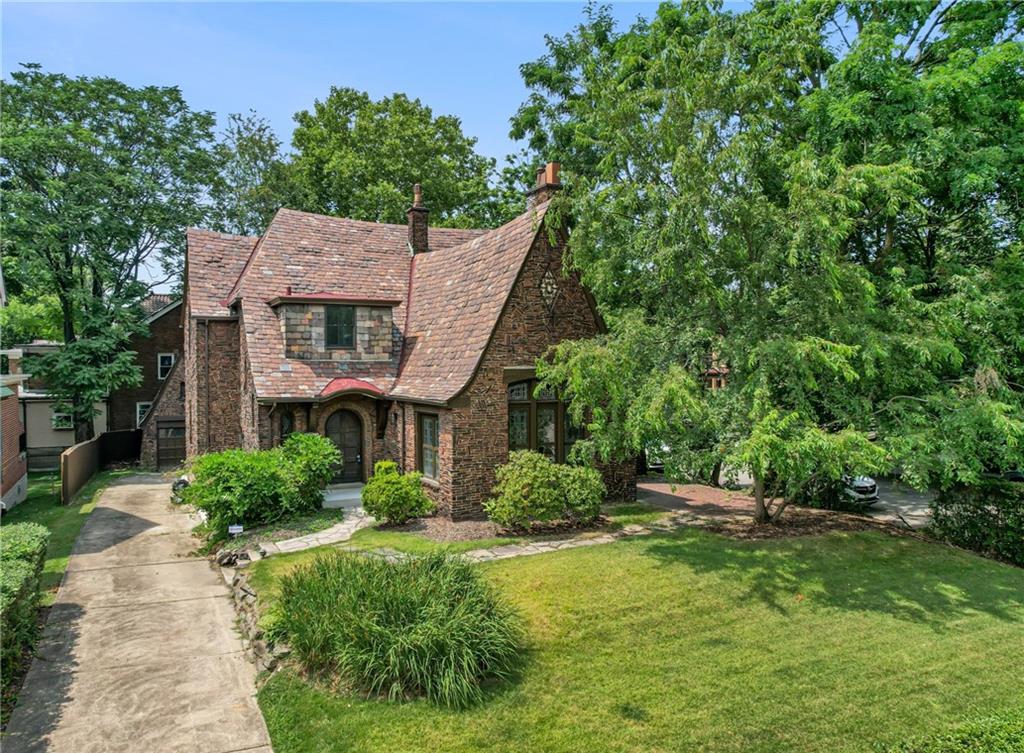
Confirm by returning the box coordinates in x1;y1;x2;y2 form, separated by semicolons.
186;229;258;318
390;203;550;403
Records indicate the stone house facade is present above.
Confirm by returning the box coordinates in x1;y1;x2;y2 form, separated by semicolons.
182;164;635;518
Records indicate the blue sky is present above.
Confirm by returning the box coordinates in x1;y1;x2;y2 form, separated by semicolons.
2;1;667;164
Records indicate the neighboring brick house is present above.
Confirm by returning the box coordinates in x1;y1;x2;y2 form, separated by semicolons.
108;293;184;432
0;383;28;510
182;164;636;518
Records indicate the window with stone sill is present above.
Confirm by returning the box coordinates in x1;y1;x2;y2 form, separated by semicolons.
506;379;582;463
417;413;439;480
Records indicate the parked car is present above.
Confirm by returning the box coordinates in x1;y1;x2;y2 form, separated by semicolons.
843;474;879;505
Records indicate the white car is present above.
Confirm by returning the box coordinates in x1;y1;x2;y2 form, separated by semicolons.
843;475;879;505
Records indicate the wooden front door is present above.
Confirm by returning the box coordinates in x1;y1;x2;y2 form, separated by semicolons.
325;409;363;482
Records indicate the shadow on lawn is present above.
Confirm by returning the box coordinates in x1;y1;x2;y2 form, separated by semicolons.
641;529;1024;628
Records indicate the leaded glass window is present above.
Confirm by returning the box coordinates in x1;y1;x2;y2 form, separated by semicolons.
325;305;355;348
506;379;585;463
418;413;439;479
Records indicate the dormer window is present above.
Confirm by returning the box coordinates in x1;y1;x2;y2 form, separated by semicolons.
325;305;355;348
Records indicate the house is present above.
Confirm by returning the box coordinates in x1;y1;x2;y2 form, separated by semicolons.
1;268;29;509
177;163;635;518
7;341;109;471
107;293;183;432
9;293;183;471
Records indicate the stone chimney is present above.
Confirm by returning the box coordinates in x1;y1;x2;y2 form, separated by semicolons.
526;162;561;210
407;183;429;254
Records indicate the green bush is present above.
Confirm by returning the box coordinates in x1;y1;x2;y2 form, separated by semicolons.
484;450;605;529
268;550;521;708
885;707;1024;752
182;434;340;538
931;481;1024;566
279;432;341;510
0;521;50;572
1;555;46;689
361;460;434;524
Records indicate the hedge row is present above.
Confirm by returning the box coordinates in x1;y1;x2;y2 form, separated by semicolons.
931;480;1024;566
0;522;51;690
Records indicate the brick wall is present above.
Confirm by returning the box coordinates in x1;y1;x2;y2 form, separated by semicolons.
108;305;183;431
184;314;241;458
139;360;185;468
383;401;454;513
1;394;27;505
447;226;635;518
277;304;395;362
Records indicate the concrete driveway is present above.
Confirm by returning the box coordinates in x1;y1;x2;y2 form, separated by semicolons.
3;476;271;753
865;478;934;529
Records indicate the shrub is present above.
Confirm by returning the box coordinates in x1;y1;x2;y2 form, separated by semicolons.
268;550;521;708
485;450;605;529
886;707;1024;752
931;481;1024;566
280;432;341;510
361;460;434;524
1;521;48;691
0;522;50;572
182;434;341;538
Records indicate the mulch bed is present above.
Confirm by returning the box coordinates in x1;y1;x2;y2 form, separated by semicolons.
385;516;502;542
701;506;913;541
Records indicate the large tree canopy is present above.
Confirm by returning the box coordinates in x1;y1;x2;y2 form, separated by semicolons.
290;87;518;227
521;2;1024;521
0;65;218;439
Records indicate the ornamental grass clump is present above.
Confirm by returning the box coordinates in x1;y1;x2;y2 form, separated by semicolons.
268;550;522;709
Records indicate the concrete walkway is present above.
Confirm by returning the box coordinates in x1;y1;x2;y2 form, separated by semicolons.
4;476;271;753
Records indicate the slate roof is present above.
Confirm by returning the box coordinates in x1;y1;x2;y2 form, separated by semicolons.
185;229;258;318
140;293;178;317
390;204;549;402
185;204;549;404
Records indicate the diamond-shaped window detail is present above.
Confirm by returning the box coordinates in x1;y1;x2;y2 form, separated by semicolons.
540;269;558;309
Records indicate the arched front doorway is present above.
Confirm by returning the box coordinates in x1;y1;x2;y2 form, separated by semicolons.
324;409;363;482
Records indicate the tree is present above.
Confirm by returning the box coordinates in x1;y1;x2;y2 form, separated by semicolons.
290;87;517;227
523;3;1024;522
1;65;219;440
210;111;292;236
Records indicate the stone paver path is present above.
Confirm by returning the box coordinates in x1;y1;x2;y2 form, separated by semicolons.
257;507;374;556
4;476;271;753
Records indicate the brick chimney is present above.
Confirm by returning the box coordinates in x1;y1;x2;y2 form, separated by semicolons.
407;183;429;254
526;162;561;211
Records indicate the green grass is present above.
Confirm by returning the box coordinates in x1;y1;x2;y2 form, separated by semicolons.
603;501;670;527
255;529;1024;753
1;470;132;605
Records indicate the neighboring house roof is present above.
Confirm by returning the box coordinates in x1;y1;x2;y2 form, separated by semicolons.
140;293;177;316
185;202;551;405
185;229;258;318
390;203;549;402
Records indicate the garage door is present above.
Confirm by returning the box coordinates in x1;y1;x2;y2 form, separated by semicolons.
156;419;186;470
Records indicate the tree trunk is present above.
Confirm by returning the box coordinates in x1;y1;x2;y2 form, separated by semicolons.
709;459;723;488
752;475;770;524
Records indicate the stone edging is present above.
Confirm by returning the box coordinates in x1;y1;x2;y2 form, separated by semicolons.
226;566;290;674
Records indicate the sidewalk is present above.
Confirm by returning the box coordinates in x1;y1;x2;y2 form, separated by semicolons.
3;476;271;753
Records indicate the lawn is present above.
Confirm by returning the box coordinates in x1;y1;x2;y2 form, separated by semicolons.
254;528;1024;753
2;470;132;605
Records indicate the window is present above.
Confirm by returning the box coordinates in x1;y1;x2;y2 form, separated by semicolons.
506;380;583;463
51;411;72;431
325;305;355;348
280;411;294;442
417;413;439;480
136;402;153;428
157;353;175;380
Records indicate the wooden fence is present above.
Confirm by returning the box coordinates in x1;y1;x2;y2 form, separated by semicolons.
60;429;141;504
